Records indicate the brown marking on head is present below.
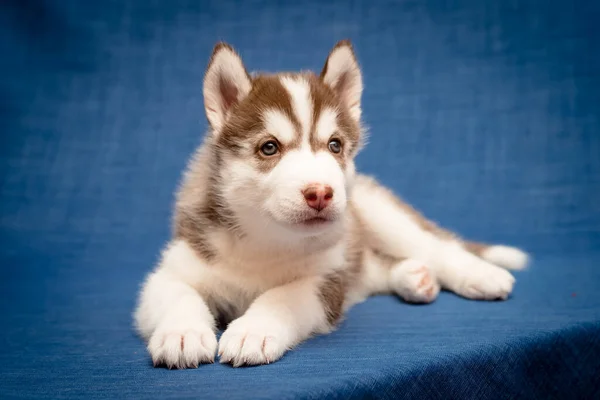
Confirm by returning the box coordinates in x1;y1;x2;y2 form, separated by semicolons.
302;73;361;169
313;40;363;165
177;41;367;263
306;72;337;134
216;74;307;173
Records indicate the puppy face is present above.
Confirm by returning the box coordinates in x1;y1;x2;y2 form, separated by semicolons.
203;42;363;239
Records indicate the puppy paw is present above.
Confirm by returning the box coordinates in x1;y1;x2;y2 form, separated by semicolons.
218;316;289;367
458;263;515;300
148;323;217;369
391;259;440;304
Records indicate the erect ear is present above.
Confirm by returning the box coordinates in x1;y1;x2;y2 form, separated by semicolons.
203;42;252;132
320;40;363;122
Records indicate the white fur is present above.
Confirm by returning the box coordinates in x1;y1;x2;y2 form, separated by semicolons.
218;276;329;366
281;76;312;143
434;242;515;300
360;250;392;295
263;109;296;145
135;42;526;370
351;178;438;258
315;108;339;142
203;46;251;132
262;149;348;224
134;241;218;368
322;44;363;121
390;259;440;304
481;245;529;270
219;147;348;243
351;177;515;301
136;235;342;368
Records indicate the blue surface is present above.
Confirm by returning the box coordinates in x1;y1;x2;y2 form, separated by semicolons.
1;0;599;398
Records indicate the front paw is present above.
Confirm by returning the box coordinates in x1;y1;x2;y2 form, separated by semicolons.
148;323;217;369
218;316;290;367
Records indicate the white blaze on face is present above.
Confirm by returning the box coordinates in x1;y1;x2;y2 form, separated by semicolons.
256;77;349;228
280;76;312;145
220;75;351;240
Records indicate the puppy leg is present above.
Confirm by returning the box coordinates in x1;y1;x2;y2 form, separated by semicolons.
352;175;517;301
432;242;516;300
218;275;339;367
134;240;218;369
360;250;440;303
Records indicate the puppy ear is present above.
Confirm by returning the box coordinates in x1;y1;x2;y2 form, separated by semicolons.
203;42;252;132
320;40;363;122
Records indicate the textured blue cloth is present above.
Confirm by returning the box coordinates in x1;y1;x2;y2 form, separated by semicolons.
1;0;599;398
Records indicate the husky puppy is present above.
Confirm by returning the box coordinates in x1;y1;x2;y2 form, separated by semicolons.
134;41;528;369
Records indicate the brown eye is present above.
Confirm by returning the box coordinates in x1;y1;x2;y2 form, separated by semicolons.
328;139;342;154
260;141;279;156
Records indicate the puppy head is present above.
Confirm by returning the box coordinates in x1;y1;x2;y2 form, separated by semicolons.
203;41;364;239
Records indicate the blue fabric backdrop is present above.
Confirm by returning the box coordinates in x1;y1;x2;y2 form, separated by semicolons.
1;0;599;398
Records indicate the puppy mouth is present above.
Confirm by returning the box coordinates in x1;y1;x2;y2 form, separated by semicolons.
268;207;340;230
300;216;331;226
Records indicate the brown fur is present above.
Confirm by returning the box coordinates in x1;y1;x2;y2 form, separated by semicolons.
216;72;361;174
317;203;365;325
176;56;365;263
175;206;218;262
464;241;488;257
306;74;361;161
218;75;299;156
185;41;368;315
318;272;347;325
173;145;232;262
175;68;365;264
182;41;468;316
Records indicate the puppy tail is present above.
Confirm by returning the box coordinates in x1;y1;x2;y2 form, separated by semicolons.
465;242;530;270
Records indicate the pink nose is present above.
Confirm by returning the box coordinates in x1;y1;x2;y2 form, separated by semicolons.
302;184;334;211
